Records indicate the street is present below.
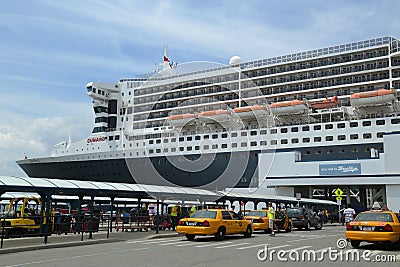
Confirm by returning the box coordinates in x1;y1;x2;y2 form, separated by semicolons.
1;225;399;267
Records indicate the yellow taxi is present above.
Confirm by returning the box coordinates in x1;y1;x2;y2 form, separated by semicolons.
243;210;292;233
176;209;254;241
346;210;400;248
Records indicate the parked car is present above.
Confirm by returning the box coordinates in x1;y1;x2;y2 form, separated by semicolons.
242;210;292;233
346;210;400;248
177;209;254;241
286;207;322;230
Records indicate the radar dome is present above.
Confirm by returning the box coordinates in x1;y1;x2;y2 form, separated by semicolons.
229;56;242;66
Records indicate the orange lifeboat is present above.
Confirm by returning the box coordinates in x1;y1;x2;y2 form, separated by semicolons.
198;109;232;122
233;105;268;119
269;100;308;115
350;89;395;107
167;113;196;127
311;96;339;109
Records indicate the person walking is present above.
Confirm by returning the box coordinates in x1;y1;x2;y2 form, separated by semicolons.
343;205;356;225
267;202;275;237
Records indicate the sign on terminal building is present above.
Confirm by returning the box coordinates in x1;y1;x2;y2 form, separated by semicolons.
319;163;361;176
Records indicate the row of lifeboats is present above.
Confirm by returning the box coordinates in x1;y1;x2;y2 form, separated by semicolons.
167;89;396;125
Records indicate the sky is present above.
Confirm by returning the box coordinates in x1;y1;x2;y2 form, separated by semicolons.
0;0;400;177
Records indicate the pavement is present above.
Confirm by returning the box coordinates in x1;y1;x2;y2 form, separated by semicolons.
0;228;180;255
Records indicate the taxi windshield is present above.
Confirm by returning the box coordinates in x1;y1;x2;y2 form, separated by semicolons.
355;212;394;222
191;210;217;219
246;211;267;217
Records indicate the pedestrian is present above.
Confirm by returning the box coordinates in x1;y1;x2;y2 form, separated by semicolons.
343;205;356;225
267;202;275;237
170;205;179;231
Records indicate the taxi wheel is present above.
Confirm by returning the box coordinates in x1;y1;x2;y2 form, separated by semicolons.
185;234;195;241
244;226;252;238
350;240;360;248
215;227;226;241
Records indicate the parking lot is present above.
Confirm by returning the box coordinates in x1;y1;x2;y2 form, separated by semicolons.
1;224;399;267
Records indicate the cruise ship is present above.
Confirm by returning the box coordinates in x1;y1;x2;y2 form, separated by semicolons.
16;37;400;209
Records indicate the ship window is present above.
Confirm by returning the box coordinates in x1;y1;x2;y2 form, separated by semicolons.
251;141;257;146
338;135;346;140
391;118;400;124
302;137;310;143
204;135;209;139
222;133;228;138
350;134;359;140
241;131;247;136
315;150;322;154
270;129;277;134
187;147;192;151
292;138;299;144
149;149;154;154
314;125;321;130
109;136;114;141
325;124;333;129
231;132;238;137
232;143;237;148
212;134;218;139
164;148;168;152
171;147;176;152
326;136;334;141
179;137;184;142
281;139;288;144
363;121;372;126
187;136;192;141
363;133;372;139
163;139;168;143
212;144;218;149
149;140;154;144
241;142;247;147
260;130;267;135
304;150;310;155
350;122;358;127
156;149;161;153
291;127;298;132
260;141;267;146
203;145;209;150
365;148;370;152
271;140;277;145
352;148;358;152
156;139;161;144
337;123;345;129
115;135;120;140
327;149;333;154
377;132;384;138
171;138;176;142
302;126;310;131
280;128;287;134
180;147;184;151
314;137;321;142
222;144;227;148
195;136;201;140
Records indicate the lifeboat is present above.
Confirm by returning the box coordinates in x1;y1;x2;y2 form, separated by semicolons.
167;113;196;127
269;100;308;115
198;109;232;122
350;89;396;107
233;105;268;119
311;96;339;109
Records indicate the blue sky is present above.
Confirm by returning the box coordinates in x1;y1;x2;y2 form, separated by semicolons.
1;0;400;176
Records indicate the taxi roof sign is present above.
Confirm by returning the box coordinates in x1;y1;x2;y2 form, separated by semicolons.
334;188;344;197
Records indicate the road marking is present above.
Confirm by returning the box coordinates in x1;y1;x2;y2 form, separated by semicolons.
286;245;312;251
215;242;250;249
138;238;183;244
159;241;186;246
286;234;339;243
237;244;290;250
195;241;232;248
314;247;332;253
130;238;181;244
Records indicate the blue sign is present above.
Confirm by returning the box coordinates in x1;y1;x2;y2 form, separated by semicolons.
319;163;361;176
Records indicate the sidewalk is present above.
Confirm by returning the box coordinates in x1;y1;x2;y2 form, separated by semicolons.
0;229;180;255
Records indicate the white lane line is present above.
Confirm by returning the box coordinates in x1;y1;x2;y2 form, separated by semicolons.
129;238;181;244
175;242;202;247
237;244;290;250
314;247;332;253
286;234;339;243
195;241;232;248
159;241;186;246
215;242;250;249
4;248;149;267
138;239;183;245
286;245;313;251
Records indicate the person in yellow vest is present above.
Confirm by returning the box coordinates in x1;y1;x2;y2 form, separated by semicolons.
171;205;179;230
189;205;196;217
268;202;275;237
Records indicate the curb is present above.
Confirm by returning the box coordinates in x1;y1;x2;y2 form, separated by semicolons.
0;238;122;255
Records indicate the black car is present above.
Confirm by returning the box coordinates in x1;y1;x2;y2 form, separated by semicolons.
286;208;322;230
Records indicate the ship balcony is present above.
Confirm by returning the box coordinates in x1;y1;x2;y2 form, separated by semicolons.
87;90;109;101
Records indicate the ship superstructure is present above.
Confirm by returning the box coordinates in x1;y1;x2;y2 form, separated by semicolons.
17;37;400;195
